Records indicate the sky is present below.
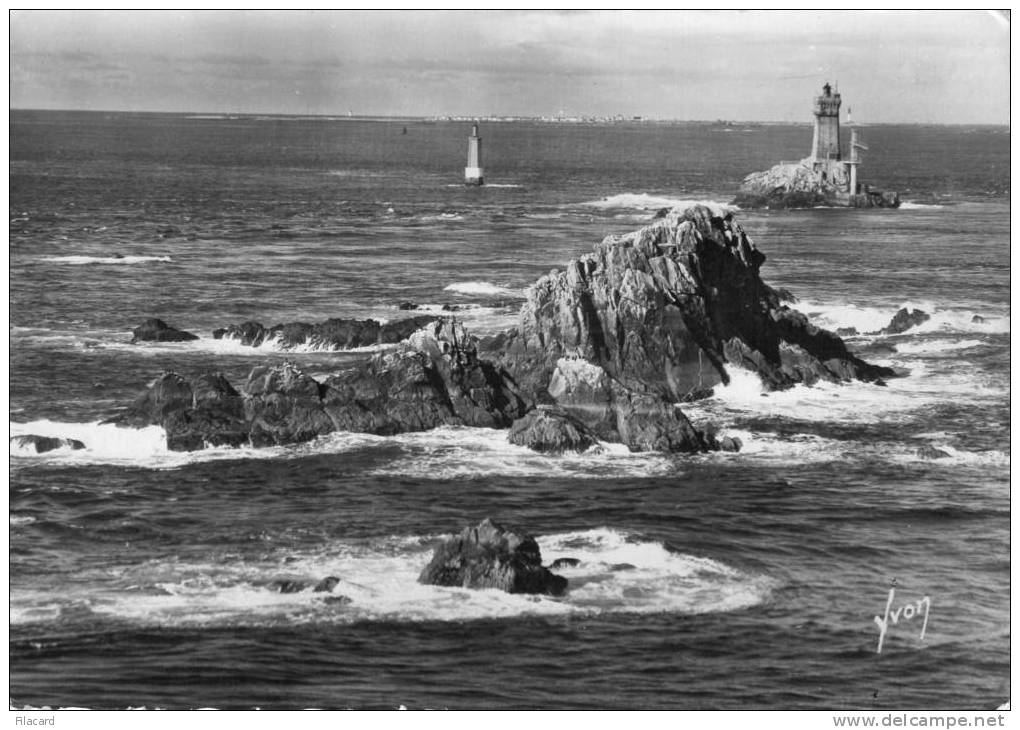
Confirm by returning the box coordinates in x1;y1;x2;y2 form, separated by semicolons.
8;10;1011;123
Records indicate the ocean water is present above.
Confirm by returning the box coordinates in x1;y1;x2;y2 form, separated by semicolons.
9;111;1010;710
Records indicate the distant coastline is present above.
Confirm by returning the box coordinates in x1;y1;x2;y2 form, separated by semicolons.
8;108;1010;128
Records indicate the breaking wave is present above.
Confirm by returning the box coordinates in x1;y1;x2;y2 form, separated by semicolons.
899;202;946;210
443;281;526;298
582;194;737;216
8;420;680;479
795;299;1010;335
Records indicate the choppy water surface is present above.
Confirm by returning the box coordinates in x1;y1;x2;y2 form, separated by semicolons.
9;111;1009;709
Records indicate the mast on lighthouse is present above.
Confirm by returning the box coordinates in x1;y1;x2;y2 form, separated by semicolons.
465;123;484;186
845;106;868;196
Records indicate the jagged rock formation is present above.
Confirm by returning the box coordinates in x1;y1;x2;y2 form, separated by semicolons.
878;307;930;335
104;320;529;451
322;319;528;435
212;314;442;351
110;203;892;455
484;204;892;452
131;318;199;343
418;518;567;596
733;158;899;209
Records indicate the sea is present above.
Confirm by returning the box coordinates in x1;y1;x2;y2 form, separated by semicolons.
9;111;1010;710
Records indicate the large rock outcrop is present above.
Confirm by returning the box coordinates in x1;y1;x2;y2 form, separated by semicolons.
109;203;892;455
212;314;442;351
485;204;892;446
733;158;899;209
418;518;567;596
104;320;530;450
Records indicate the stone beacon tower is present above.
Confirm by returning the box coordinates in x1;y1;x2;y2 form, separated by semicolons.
465;123;484;186
810;82;842;161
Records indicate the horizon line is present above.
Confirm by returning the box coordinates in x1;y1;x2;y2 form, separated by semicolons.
9;107;1010;127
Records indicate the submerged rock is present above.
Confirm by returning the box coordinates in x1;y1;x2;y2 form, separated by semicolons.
719;436;743;453
917;445;951;460
418;518;567;596
131;318;199;343
10;434;86;453
878;307;930;335
322;595;352;606
313;576;341;593
155;225;183;239
549;557;581;569
507;407;600;453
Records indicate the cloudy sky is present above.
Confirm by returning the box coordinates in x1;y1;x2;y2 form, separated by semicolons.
9;10;1010;123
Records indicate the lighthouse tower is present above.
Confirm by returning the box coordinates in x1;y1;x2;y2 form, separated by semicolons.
465;123;484;186
810;82;842;162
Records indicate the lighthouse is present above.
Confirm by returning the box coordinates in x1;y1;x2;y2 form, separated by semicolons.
810;82;842;162
465;123;483;186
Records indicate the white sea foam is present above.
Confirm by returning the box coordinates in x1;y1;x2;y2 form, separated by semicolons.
7;420;387;470
682;360;1006;428
795;299;1010;336
443;183;522;188
893;338;985;355
10;420;170;463
898;202;945;210
582;194;737;217
39;255;172;265
398;303;518;335
889;444;1010;468
369;426;678;480
85;333;392;357
698;428;850;465
419;213;465;222
10;527;773;627
7;418;681;477
443;281;526;298
206;331;390;355
696;426;1009;469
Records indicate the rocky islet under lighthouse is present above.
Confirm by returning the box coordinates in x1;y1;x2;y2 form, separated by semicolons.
734;83;900;209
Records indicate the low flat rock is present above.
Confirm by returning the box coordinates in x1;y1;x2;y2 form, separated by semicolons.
507;407;600;453
131;318;199;343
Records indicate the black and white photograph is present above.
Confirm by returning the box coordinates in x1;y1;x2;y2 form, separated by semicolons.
8;9;1011;716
